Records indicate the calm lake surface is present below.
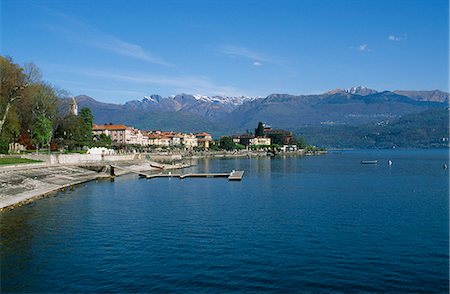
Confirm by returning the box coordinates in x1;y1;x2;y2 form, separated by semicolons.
1;149;449;292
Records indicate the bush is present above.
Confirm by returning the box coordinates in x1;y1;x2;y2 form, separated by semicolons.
0;139;9;154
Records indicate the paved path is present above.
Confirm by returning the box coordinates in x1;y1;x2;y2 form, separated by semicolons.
0;165;109;210
0;159;193;211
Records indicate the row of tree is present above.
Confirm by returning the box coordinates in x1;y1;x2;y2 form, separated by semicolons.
0;56;107;154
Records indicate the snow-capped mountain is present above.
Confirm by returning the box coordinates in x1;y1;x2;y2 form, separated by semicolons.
326;86;378;96
192;94;257;105
123;94;261;120
345;86;378;96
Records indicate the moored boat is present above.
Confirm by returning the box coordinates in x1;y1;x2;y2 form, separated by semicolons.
361;160;378;164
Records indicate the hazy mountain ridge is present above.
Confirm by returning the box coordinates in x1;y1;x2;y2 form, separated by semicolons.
299;108;449;148
393;90;449;103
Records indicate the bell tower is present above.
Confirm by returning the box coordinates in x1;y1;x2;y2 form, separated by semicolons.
70;97;78;116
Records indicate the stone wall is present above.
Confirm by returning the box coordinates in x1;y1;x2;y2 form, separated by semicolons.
147;154;183;163
21;153;137;165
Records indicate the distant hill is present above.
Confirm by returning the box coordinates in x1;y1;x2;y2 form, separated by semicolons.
393;90;449;103
68;87;449;144
298;108;449;149
220;90;446;130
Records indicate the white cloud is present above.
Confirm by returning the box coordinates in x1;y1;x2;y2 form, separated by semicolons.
220;45;279;65
388;34;407;41
358;44;369;51
44;11;173;67
388;35;399;41
92;35;173;67
75;69;245;97
353;44;372;52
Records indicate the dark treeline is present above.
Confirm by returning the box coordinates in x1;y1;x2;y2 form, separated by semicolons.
298;108;449;149
0;56;107;154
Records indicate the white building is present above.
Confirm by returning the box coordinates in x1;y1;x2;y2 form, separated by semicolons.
181;133;198;149
87;147;115;155
249;137;271;146
280;145;298;152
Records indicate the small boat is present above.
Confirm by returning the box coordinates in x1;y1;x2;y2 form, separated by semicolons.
150;163;165;169
267;151;276;157
361;160;378;164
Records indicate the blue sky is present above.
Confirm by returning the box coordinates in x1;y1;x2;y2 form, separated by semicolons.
1;0;448;103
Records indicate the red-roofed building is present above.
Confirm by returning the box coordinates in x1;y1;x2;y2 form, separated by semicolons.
196;132;213;149
92;124;149;146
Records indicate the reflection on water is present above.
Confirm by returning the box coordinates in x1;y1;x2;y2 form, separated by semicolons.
1;149;448;292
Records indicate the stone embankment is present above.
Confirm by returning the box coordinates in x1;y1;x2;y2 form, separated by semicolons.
0;154;184;211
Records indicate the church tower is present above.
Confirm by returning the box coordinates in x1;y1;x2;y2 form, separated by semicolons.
70;97;78;116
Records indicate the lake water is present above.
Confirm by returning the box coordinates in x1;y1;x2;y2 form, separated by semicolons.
1;150;449;292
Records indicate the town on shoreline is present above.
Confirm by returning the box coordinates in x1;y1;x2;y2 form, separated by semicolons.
6;94;324;157
0;56;326;211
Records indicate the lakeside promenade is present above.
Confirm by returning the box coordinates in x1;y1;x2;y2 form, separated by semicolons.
0;153;184;211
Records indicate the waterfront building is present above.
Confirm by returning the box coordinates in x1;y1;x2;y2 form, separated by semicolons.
92;124;149;146
93;124;128;144
196;132;213;149
147;132;171;146
232;134;254;146
263;125;293;145
126;128;150;146
232;134;271;147
249;137;272;146
181;133;198;149
280;144;298;152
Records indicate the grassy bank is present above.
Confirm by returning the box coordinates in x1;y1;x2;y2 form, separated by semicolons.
0;157;43;165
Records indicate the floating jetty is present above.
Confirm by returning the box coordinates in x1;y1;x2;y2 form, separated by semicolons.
143;171;244;181
112;165;244;181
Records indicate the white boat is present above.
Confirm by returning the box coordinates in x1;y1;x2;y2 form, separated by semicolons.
361;160;378;164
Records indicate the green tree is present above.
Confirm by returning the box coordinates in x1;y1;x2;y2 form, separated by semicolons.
29;83;58;121
0;105;20;153
255;122;264;137
79;107;93;146
292;136;307;148
93;133;112;148
0;56;27;135
33;114;53;152
219;136;237;150
54;115;84;150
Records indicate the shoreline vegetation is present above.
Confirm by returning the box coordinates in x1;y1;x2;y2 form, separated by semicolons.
0;156;42;165
0;149;325;212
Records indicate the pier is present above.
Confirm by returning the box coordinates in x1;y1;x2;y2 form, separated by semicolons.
111;165;244;181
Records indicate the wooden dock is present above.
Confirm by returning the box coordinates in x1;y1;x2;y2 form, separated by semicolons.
228;170;244;180
111;165;244;181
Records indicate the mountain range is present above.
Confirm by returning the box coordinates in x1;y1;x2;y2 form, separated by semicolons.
68;86;448;139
